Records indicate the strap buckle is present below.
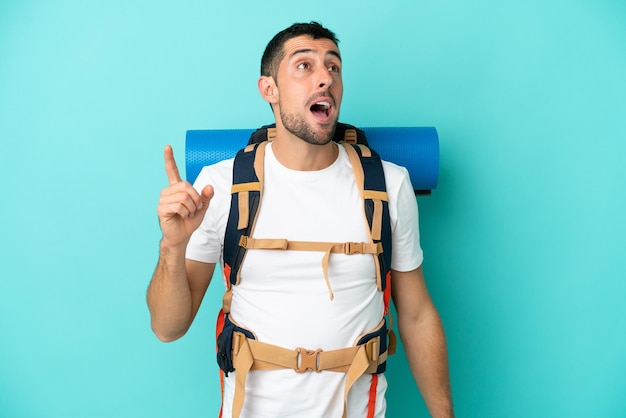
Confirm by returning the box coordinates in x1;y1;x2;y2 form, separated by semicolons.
364;337;380;363
344;242;364;254
295;347;323;373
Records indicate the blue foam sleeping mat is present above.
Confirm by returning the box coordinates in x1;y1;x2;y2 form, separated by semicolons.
185;126;439;194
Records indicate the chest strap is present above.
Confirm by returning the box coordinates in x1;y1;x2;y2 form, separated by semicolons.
238;236;383;300
229;323;388;418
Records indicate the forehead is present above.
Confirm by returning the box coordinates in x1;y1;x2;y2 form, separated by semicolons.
281;35;341;61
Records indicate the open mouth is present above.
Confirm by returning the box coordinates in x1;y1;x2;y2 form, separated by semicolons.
310;100;331;118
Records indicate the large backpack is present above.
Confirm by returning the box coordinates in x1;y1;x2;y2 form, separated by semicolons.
216;122;396;418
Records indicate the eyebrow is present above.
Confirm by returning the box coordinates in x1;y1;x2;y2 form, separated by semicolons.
290;48;342;62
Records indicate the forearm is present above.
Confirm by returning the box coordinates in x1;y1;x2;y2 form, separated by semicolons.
398;306;453;418
147;240;193;342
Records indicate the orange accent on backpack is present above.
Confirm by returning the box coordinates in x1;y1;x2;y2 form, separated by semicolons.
367;373;379;418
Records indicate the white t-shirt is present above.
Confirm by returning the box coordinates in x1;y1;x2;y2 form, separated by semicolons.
187;142;423;418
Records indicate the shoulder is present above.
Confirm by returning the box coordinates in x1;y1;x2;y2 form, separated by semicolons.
192;158;234;189
381;159;413;197
381;159;410;182
191;158;234;209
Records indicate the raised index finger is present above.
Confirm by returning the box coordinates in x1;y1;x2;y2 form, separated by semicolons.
164;145;182;185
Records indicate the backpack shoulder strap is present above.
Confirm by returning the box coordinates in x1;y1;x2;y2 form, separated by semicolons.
343;142;396;357
223;141;267;287
342;143;392;297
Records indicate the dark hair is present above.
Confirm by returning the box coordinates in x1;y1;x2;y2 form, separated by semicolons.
261;22;339;79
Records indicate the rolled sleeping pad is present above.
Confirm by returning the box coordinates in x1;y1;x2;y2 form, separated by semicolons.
185;126;439;194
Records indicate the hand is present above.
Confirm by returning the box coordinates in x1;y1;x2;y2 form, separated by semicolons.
157;145;214;248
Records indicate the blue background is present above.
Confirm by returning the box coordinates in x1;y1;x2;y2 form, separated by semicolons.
1;1;625;417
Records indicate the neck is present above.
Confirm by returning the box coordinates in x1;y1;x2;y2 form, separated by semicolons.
271;125;338;171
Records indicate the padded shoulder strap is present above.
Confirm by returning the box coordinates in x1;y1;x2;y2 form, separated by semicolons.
223;142;267;287
342;143;392;295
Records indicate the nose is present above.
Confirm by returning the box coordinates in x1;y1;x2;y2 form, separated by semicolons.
317;66;333;89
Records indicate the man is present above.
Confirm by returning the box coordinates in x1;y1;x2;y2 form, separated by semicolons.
147;22;453;417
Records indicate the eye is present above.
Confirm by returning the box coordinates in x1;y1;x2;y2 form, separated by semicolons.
328;64;341;73
297;62;311;70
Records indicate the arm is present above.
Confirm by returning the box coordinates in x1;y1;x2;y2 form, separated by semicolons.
391;265;454;417
146;145;216;342
148;252;215;342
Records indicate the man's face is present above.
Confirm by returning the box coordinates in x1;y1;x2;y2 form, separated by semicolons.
271;35;343;145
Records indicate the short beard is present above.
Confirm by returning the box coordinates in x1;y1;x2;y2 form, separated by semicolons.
279;109;337;146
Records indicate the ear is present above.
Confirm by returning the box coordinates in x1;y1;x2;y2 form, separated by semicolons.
258;75;278;104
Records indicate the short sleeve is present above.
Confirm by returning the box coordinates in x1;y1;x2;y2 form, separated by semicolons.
185;160;234;264
383;162;424;272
